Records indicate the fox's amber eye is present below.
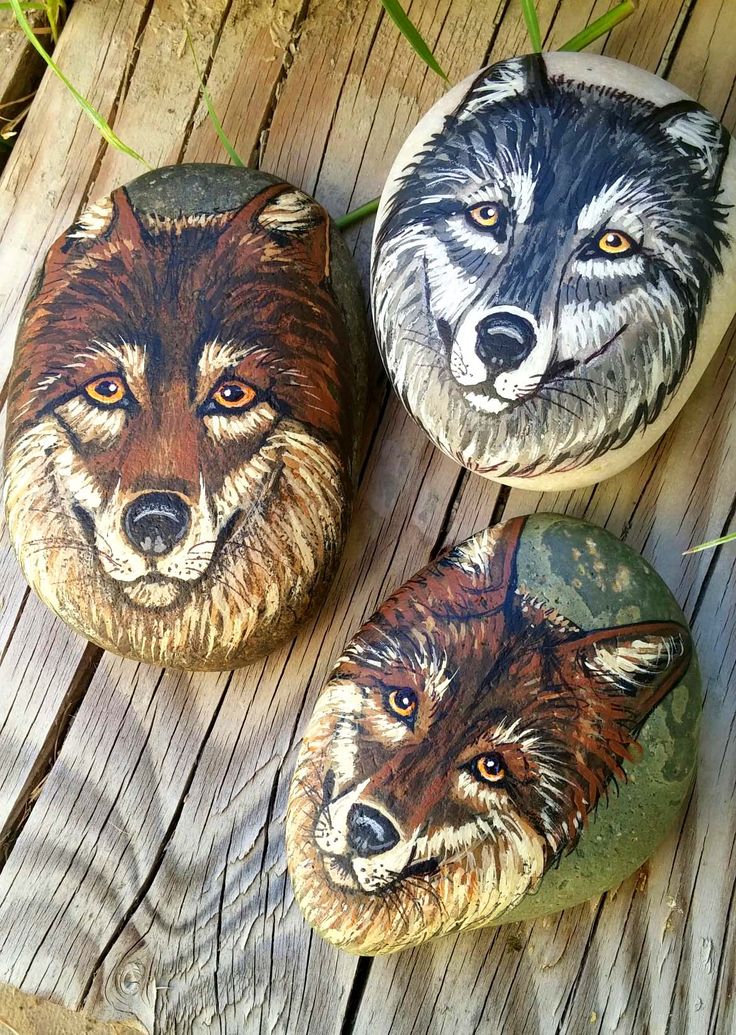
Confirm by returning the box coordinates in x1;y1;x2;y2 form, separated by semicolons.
387;688;418;721
467;202;502;229
597;229;636;256
211;380;257;411
84;375;127;407
474;752;506;785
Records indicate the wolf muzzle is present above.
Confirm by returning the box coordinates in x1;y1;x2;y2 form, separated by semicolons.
475;309;536;372
123;491;191;556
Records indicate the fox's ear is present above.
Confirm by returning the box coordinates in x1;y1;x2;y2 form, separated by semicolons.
556;620;692;721
459;54;550;112
653;101;729;187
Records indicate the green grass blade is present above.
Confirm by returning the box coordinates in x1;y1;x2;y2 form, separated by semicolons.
9;0;151;168
380;1;448;81
520;0;542;52
335;197;380;230
185;28;244;167
560;1;636;52
683;531;736;555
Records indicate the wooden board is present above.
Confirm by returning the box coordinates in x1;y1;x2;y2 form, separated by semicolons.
0;1;734;1033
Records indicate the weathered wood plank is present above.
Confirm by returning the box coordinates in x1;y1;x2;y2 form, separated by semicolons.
0;1;734;1033
0;10;46;170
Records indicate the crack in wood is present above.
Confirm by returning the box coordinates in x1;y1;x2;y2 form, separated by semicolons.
0;642;103;867
254;0;312;170
78;672;234;1010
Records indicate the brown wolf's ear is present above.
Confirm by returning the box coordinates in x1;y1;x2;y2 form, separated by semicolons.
426;516;526;620
555;620;692;723
215;183;331;280
44;190;146;277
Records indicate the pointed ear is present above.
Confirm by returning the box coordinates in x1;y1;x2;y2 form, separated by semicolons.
652;101;729;188
428;516;526;619
457;54;549;114
214;183;331;280
45;189;146;276
557;620;692;721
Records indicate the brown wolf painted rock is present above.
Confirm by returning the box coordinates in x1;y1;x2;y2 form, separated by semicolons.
4;165;367;670
287;513;700;954
372;52;736;490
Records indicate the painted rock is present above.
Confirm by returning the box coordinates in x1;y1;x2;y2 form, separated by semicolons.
372;52;736;490
287;513;700;954
4;164;367;670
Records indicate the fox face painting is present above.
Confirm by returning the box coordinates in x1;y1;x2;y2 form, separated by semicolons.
372;52;736;489
4;165;366;669
286;514;698;954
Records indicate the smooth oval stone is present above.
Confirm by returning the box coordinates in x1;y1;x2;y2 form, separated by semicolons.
372;52;736;490
4;164;367;670
287;513;700;955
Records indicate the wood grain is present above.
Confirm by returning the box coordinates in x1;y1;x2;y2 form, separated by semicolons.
0;1;734;1033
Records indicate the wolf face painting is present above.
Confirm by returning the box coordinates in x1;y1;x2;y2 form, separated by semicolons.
287;515;696;955
372;52;735;488
4;166;366;669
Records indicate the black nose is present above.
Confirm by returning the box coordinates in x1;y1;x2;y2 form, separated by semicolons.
475;311;536;371
346;803;400;857
123;492;190;556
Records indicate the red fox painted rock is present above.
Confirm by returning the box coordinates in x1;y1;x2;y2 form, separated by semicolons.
286;513;700;954
4;165;367;670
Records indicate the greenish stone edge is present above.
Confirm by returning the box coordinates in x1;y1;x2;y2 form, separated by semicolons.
496;513;702;925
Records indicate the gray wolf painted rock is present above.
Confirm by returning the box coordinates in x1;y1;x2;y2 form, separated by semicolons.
372;52;736;490
287;514;700;954
4;165;367;670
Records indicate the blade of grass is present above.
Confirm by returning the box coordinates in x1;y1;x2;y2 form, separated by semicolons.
560;1;636;52
9;0;151;168
380;1;447;81
683;531;736;555
185;27;244;167
45;0;67;43
335;197;380;230
520;0;542;53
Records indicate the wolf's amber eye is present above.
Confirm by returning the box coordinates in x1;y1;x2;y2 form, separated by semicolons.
467;202;502;229
387;688;418;721
597;230;636;256
210;380;257;411
84;375;127;407
474;753;506;785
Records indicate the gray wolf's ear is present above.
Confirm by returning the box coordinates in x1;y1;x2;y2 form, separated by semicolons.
654;101;729;188
458;54;549;113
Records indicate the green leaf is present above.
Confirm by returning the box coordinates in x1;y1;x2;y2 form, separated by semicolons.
560;2;637;52
335;197;380;230
8;0;151;168
380;0;448;81
520;0;542;53
683;531;736;555
185;28;244;167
